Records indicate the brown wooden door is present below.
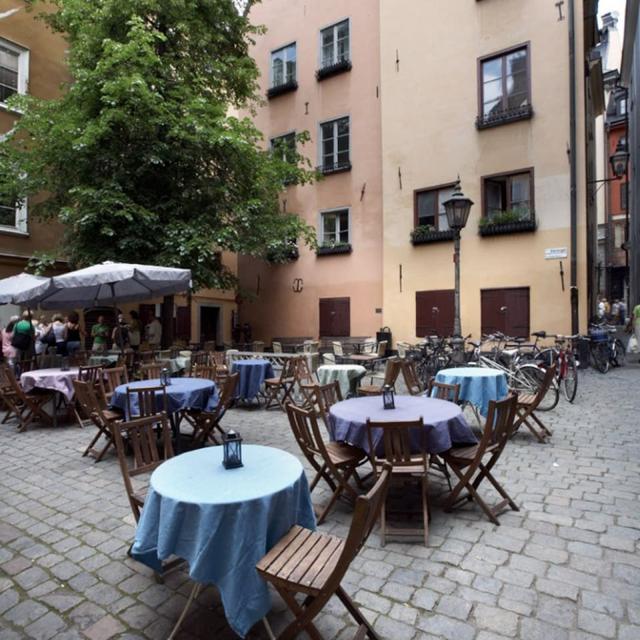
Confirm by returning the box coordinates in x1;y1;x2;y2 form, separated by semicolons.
319;298;350;337
415;290;455;337
481;287;530;338
174;307;191;342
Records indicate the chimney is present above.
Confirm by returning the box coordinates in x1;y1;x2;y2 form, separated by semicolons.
602;12;619;31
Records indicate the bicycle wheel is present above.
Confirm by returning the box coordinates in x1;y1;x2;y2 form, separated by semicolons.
591;343;609;373
562;354;578;403
611;339;626;367
514;364;560;411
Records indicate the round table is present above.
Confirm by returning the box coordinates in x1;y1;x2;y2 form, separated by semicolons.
435;367;508;417
317;364;366;398
110;377;218;417
329;395;476;455
131;445;315;638
231;359;275;401
20;367;80;402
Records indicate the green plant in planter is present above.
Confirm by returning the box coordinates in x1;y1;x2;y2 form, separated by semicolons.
410;224;437;239
479;209;530;227
320;241;350;249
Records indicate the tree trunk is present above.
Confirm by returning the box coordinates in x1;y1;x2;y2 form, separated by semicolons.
161;295;174;348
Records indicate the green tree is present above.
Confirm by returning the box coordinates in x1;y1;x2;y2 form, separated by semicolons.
0;0;316;290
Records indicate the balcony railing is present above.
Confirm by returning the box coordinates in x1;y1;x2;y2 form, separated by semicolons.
316;243;352;256
410;227;455;245
267;79;298;99
476;104;533;130
318;160;351;176
316;58;352;81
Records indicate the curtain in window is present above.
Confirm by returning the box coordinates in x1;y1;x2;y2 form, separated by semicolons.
0;46;19;103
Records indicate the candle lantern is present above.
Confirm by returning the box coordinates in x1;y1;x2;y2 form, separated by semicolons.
382;385;395;410
223;430;243;469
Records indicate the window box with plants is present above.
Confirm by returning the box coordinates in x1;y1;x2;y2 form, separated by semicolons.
267;79;298;99
410;225;455;245
478;210;537;236
316;58;352;81
316;242;352;256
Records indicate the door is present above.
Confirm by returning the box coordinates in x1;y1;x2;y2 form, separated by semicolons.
200;306;219;344
415;290;454;337
481;287;530;338
174;307;191;342
319;297;350;337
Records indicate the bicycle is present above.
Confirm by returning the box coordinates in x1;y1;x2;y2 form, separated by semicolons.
534;333;579;403
588;323;625;372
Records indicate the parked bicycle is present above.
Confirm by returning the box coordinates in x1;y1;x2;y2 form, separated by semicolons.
588;323;625;373
530;332;579;403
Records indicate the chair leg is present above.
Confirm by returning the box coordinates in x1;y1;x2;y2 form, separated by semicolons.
335;586;382;640
274;587;324;640
531;412;553;437
422;474;429;546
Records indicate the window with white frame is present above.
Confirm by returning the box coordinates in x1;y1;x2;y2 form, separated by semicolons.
320;117;350;172
320;208;350;246
270;132;296;164
0;38;29;106
270;43;296;88
320;20;349;69
0;197;27;233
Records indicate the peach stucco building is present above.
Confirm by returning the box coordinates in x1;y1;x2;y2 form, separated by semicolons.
238;0;383;342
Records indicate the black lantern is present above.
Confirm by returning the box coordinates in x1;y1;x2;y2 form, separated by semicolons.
222;430;243;469
610;138;629;178
382;385;395;410
443;179;474;230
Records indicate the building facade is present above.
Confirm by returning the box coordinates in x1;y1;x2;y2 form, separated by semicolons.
238;0;384;343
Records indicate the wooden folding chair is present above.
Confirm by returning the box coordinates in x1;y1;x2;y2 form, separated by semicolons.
399;359;424;395
190;364;217;381
1;365;54;432
78;364;104;386
101;366;129;404
257;463;392;640
126;385;168;418
287;404;366;524
69;351;88;366
188;351;209;376
140;362;162;380
109;413;174;522
428;378;461;403
299;380;343;428
366;418;430;545
512;365;556;443
264;358;297;409
359;358;401;396
74;379;122;462
0;365;21;425
442;394;519;525
188;373;239;447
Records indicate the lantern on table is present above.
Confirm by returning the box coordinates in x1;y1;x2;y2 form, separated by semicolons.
222;430;243;469
382;384;395;410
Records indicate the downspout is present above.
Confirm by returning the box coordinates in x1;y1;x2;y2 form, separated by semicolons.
568;0;579;334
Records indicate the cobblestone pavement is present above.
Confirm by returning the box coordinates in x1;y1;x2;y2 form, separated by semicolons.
1;364;639;639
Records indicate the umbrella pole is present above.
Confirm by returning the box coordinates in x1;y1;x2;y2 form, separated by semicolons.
27;307;35;361
109;283;124;355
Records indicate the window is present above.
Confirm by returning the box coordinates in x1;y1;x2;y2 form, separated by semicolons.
320;208;349;246
320;117;350;173
616;96;627;117
483;170;534;221
614;223;625;249
0;39;28;106
270;132;296;164
478;45;531;128
414;185;455;230
620;182;628;211
320;20;350;68
270;43;296;89
0;197;27;233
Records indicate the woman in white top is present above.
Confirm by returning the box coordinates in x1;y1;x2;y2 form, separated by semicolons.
51;314;67;356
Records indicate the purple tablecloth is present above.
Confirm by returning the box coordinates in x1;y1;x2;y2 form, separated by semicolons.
329;395;477;455
20;368;80;401
231;359;275;400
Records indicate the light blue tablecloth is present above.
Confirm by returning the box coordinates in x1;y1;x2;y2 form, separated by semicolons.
231;359;275;400
329;395;476;455
110;378;218;417
131;445;316;638
434;367;508;417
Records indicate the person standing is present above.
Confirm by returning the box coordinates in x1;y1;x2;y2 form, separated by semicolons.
633;302;640;357
34;315;50;364
128;310;141;351
1;316;19;367
91;315;109;352
618;299;627;325
12;311;35;362
112;314;130;351
146;316;162;349
51;314;67;356
65;311;85;355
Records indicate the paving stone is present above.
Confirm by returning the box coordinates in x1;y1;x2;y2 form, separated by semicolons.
82;615;126;640
4;599;49;626
411;588;438;611
536;578;579;601
354;590;391;614
14;566;49;590
520;618;569;640
24;611;67;640
417;613;475;640
537;595;577;629
577;609;616;638
435;595;472;620
580;590;624;618
474;603;519;636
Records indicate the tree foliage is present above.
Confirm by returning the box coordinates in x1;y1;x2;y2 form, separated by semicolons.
0;0;316;290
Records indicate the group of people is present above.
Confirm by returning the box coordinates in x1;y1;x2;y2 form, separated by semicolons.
596;296;627;325
0;310;164;366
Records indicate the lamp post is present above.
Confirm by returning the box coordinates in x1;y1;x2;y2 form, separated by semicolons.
609;137;630;307
443;179;474;338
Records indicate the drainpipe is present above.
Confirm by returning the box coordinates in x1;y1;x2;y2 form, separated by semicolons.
568;0;579;334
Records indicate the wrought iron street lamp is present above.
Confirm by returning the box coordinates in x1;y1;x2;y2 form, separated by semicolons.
443;179;473;338
610;137;629;178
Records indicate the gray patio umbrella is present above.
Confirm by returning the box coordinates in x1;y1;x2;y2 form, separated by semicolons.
0;273;53;306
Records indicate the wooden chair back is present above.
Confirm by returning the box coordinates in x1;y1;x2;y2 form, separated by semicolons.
109;413;174;521
303;340;319;353
300;381;343;423
479;394;518;456
376;341;388;358
78;365;104;386
191;364;217;381
382;358;401;387
272;341;283;353
286;403;331;463
139;350;155;363
529;364;557;411
3;365;27;400
210;351;226;367
366;419;426;469
140;362;162;380
126;385;168;418
192;351;209;366
293;356;314;385
332;341;344;357
103;366;129;395
278;356;297;381
73;379;104;420
428;379;461;403
400;360;423;395
191;373;239;446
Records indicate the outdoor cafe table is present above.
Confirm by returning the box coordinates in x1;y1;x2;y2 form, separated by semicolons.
231;359;274;401
329;395;476;455
20;367;80;402
435;367;508;417
88;354;120;367
131;445;316;638
317;364;366;398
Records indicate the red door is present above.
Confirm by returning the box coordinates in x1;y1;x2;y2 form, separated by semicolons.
415;290;455;337
481;288;530;338
319;298;350;337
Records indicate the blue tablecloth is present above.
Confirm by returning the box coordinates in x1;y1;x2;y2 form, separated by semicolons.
110;378;218;417
329;395;476;455
231;359;275;400
131;445;316;638
435;367;508;417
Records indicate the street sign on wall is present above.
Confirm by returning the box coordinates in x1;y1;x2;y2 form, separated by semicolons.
544;247;568;260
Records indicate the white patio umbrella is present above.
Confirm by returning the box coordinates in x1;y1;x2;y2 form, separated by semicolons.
0;273;53;306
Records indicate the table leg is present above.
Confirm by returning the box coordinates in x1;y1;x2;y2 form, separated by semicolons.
167;582;200;640
169;413;181;454
263;616;276;640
